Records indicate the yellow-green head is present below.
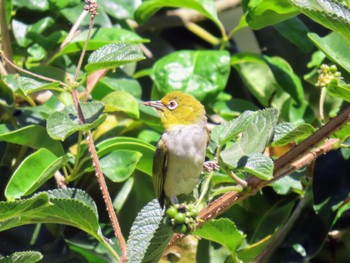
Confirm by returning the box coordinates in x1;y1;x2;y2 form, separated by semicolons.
143;91;206;130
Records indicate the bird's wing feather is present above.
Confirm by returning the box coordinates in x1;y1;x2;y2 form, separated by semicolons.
153;138;168;208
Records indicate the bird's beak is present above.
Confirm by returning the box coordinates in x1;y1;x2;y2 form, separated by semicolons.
143;100;165;111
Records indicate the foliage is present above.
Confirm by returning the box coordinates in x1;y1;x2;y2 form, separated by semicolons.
0;0;349;262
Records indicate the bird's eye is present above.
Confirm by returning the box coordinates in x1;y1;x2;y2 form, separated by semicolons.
167;100;178;110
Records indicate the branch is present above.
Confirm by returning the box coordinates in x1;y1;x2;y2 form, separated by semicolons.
169;106;350;246
0;0;15;74
129;0;241;32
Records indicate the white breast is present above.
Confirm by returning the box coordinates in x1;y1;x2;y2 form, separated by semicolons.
162;124;208;201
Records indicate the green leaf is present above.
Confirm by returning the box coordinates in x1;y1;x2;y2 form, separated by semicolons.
100;150;142;182
264;56;304;104
220;108;279;172
327;80;350;102
51;28;147;62
102;90;140;119
126;199;173;263
92;71;142;100
17;76;62;95
244;0;299;29
85;43;145;75
194;218;245;253
152;50;230;102
231;53;278;106
271;122;315;146
238;153;274;180
47;102;106;140
97;137;155;176
13;0;49;11
134;0;222;30
289;0;350;43
209;111;255;154
0;124;64;156
5;148;66;201
113;177;134;212
0;251;43;263
273;17;314;53
308;32;350;73
99;0;135;19
0;78;14;105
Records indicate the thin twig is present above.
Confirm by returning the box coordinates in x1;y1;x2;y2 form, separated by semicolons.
0;51;68;87
60;10;88;49
70;2;127;261
169;107;350;246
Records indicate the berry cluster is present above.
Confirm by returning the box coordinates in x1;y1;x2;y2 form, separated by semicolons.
165;203;199;234
316;64;342;88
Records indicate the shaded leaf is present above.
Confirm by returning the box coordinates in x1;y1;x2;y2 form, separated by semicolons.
244;0;299;29
97;137;155;176
264;56;304;104
308;32;350;73
126;199;172;263
0;124;64;156
47;102;106;140
327;79;350;102
0;251;42;263
271;122;315;146
231;53;278;106
100;150;142;182
17;76;62;95
238;153;274;180
5;148;66;201
134;0;222;30
85;43;145;75
289;0;350;43
220;108;279;170
194;218;245;253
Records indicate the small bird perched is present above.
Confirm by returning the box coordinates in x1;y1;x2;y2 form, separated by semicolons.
144;91;209;208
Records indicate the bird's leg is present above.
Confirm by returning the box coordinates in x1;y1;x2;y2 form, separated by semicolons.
203;157;219;173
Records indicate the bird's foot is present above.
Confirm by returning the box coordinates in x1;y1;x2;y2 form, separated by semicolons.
203;158;219;173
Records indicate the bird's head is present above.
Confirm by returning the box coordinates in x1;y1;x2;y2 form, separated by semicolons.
143;91;207;130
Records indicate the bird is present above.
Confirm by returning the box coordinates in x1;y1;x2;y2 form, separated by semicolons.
143;91;209;208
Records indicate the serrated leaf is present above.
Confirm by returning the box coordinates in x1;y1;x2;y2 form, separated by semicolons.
102;90;140;119
327;79;350;102
85;43;145;75
47;102;106;140
245;0;299;29
220;108;279;172
100;150;142;182
231;53;278;106
5;148;66;201
209;111;255;153
17;76;62;95
308;32;350;73
264;56;304;104
271;122;315;146
126;199;172;263
152;50;230;102
289;0;350;43
97;137;155;176
0;251;43;263
194;218;245;253
238;153;274;180
134;0;222;31
51;28;147;62
0;124;64;156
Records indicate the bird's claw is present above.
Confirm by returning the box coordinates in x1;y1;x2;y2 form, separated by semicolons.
203;158;219;173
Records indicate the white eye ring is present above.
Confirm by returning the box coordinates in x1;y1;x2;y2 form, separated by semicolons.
167;100;178;110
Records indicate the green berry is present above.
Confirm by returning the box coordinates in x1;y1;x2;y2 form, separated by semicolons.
188;207;198;218
330;65;337;73
166;207;178;218
173;224;189;234
174;212;186;224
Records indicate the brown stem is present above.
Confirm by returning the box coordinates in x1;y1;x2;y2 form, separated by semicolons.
0;0;15;74
70;5;127;261
169;106;350;246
